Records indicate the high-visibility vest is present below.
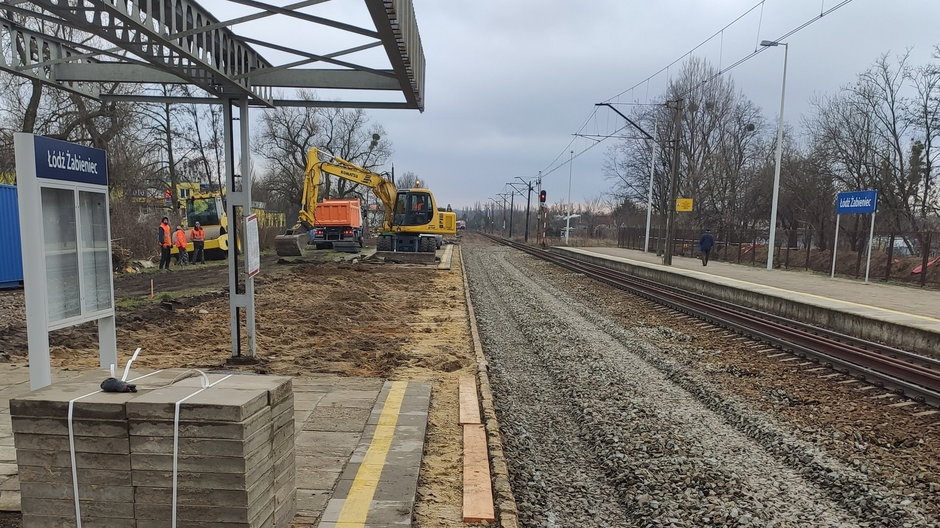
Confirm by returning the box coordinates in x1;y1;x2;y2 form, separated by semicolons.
191;227;205;242
174;229;187;248
160;223;171;247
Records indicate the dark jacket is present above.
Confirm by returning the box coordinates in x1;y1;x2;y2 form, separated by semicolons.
699;232;714;251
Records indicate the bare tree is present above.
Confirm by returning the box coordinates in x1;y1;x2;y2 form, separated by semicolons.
181;88;226;194
856;52;916;230
254;90;392;220
395;171;420;189
907;51;940;218
604;57;768;241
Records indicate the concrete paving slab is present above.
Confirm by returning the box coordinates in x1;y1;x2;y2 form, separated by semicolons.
126;386;270;422
305;407;372;432
129;407;271;439
0;490;19;511
129;423;272;457
0;370;431;527
295;489;331;514
294;431;360;458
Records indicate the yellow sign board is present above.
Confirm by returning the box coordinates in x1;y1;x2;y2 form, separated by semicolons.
676;198;693;212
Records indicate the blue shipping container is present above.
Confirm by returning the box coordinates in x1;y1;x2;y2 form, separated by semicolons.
0;184;23;288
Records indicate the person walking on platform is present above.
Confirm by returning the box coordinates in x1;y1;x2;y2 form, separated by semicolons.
699;228;715;266
190;221;206;264
158;216;172;271
174;224;189;266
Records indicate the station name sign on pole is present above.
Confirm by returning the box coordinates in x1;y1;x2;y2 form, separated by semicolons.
836;190;878;214
15;134;116;389
831;190;878;282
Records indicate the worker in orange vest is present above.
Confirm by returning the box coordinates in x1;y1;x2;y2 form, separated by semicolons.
158;216;172;270
173;224;189;266
190;221;206;264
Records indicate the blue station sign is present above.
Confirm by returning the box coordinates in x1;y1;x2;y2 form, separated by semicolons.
33;135;108;186
836;190;878;215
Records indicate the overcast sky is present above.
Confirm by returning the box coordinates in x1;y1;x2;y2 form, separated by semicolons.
354;0;940;211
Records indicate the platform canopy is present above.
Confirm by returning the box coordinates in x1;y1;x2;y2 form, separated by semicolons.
0;0;425;110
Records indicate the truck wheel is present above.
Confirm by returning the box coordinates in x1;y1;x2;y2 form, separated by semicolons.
419;237;433;252
377;236;392;251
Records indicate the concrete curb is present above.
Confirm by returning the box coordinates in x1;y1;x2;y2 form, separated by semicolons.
458;246;519;528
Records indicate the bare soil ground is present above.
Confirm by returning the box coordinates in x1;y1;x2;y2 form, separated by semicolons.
0;248;479;527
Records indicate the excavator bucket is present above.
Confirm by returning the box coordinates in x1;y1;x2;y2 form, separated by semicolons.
275;233;308;257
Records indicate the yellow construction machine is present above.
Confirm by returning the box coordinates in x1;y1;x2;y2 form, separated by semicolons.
170;192;232;260
275;149;457;257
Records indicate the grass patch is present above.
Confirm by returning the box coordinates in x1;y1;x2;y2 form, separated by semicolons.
116;295;155;310
115;286;223;310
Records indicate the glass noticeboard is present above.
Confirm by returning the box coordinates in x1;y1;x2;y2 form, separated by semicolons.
80;191;112;313
39;186;113;324
41;187;80;322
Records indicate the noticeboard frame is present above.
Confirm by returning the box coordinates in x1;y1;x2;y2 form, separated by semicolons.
14;133;116;389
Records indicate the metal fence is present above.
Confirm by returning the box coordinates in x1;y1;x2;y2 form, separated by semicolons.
617;226;940;287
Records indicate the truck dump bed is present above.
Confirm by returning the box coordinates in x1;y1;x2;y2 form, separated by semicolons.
315;199;362;228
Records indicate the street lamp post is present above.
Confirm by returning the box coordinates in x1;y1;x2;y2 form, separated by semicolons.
761;39;788;271
565;150;573;245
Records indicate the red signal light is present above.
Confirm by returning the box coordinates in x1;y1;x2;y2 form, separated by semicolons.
539;190;547;203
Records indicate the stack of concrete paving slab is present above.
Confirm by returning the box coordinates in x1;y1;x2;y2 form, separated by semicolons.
11;381;140;528
10;370;295;528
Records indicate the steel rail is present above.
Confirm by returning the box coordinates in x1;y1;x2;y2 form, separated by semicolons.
487;236;940;407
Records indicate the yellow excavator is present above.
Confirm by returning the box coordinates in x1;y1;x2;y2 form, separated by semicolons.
275;149;457;257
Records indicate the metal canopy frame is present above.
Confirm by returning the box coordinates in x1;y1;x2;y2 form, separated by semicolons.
2;0;425;364
0;0;425;110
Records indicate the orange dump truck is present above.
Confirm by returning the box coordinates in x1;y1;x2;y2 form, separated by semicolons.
311;198;363;252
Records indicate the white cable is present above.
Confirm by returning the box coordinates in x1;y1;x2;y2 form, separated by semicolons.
121;348;142;381
171;374;232;528
67;389;100;528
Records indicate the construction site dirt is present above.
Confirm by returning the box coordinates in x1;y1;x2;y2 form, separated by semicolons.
0;250;477;527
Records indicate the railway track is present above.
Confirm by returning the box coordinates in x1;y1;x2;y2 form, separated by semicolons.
486;235;940;408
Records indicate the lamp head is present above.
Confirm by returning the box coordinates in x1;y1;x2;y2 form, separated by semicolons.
760;40;780;47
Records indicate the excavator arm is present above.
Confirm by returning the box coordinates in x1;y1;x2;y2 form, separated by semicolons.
313;150;398;232
296;150;322;231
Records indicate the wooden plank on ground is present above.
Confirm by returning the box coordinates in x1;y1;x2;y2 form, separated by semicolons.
463;424;495;522
459;376;481;425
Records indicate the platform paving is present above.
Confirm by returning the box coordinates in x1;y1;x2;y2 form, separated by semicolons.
0;366;431;528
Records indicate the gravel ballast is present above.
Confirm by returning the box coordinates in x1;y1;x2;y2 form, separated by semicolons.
463;241;936;528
